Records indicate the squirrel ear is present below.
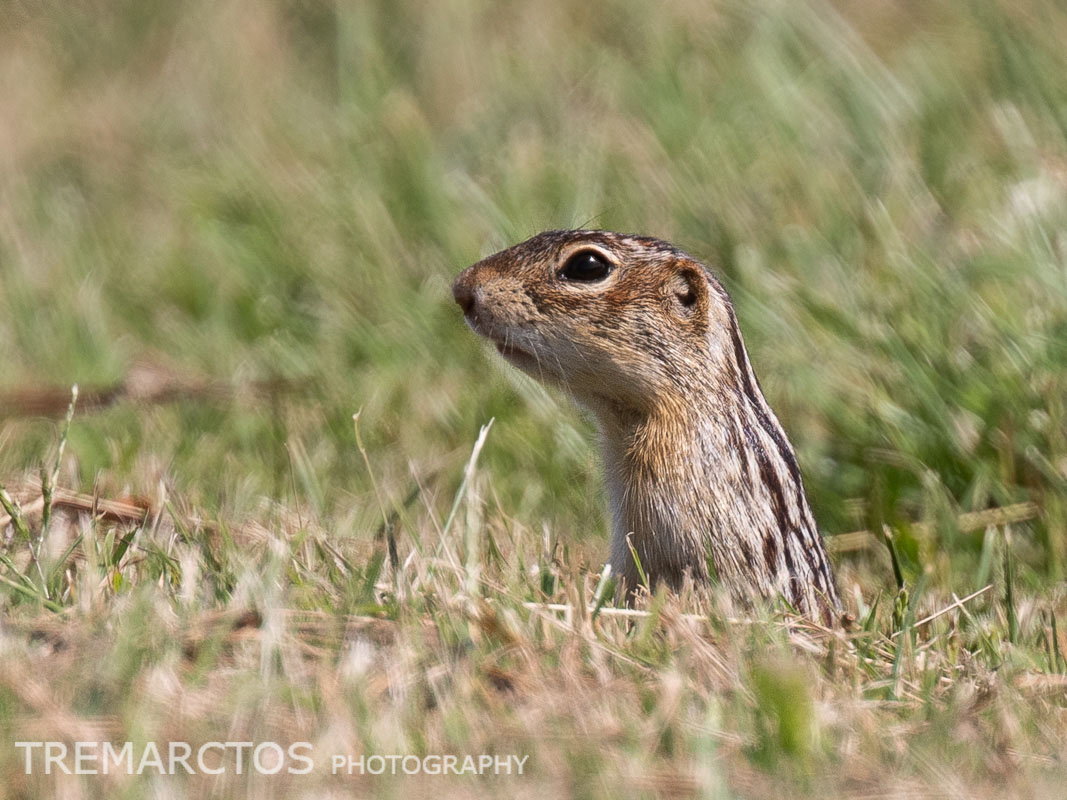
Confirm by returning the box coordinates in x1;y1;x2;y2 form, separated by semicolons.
667;265;707;319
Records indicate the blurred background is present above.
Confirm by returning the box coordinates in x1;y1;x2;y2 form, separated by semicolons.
2;0;1067;796
4;0;1066;588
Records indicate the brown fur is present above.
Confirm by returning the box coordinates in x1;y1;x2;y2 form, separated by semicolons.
452;230;840;622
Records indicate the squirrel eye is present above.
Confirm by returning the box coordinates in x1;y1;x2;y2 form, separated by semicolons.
559;251;612;282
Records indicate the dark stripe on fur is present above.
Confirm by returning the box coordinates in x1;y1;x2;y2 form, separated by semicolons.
762;533;779;575
745;426;792;536
725;309;806;493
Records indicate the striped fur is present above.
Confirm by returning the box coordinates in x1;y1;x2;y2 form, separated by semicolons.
452;230;840;622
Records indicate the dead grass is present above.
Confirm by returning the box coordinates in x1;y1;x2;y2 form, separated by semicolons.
2;428;1067;797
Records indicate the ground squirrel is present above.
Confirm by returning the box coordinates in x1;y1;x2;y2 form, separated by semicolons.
452;230;840;622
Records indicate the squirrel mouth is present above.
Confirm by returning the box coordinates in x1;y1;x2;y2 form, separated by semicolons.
494;339;532;360
491;337;541;371
466;316;543;372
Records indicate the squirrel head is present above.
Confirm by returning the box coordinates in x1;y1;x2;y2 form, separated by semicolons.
452;230;742;421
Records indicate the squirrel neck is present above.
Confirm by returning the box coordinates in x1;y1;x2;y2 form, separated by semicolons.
592;378;839;621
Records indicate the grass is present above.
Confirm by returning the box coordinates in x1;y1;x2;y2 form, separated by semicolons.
2;0;1067;796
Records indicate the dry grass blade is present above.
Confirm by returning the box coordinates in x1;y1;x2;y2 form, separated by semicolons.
889;585;993;638
829;502;1040;552
0;487;150;529
0;363;301;419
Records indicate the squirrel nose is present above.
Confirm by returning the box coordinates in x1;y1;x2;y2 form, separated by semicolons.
452;278;476;317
